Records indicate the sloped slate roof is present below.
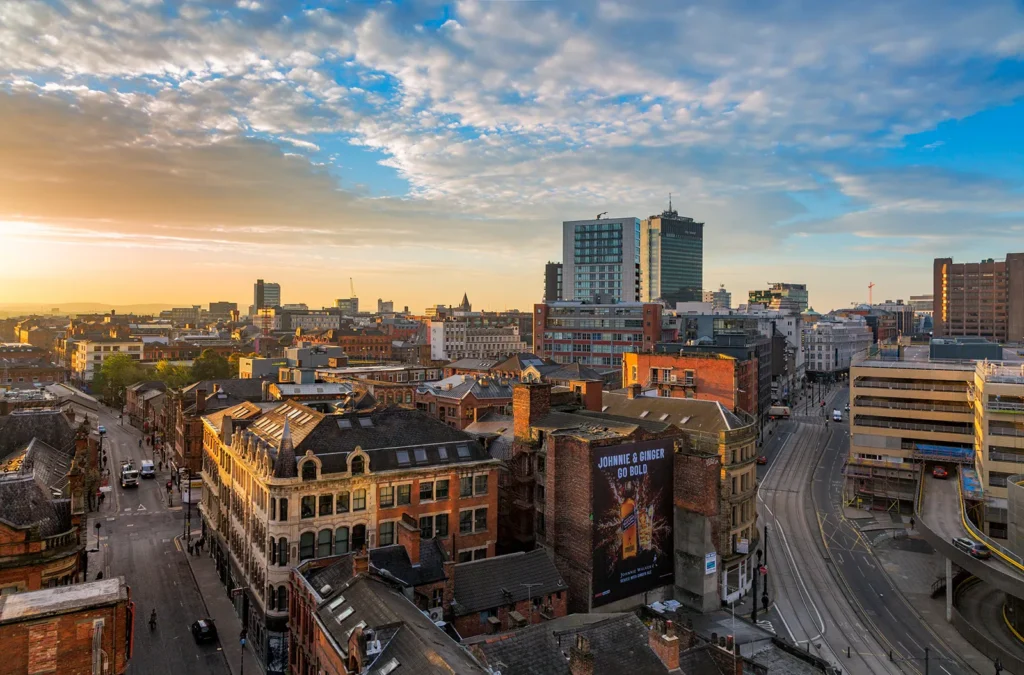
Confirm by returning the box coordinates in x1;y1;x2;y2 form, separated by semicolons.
599;392;750;433
19;438;73;492
182;379;265;401
452;550;566;616
0;410;75;464
370;539;447;587
0;475;73;537
473;613;669;675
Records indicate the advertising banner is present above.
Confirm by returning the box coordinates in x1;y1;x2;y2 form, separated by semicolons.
591;438;674;608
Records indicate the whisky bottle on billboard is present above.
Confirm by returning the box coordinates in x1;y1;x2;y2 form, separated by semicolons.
621;482;637;560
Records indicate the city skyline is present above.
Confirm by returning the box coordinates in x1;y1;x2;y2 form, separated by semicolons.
3;1;1024;311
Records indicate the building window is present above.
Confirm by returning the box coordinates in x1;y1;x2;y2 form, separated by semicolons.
460;476;473;498
536;484;545;501
397;484;411;505
351;456;365;475
334;527;349;554
318;529;332;558
435;479;449;500
474;548;487;561
380;486;394;508
336;492;349;513
279;498;288;522
420;481;434;502
460;510;473;534
352;524;366;551
459;551;473;563
277;586;288;612
536;511;545;535
301;461;317;481
270;497;276;521
300;532;315;560
319;495;333;517
536;456;545;473
379;521;395;546
475;507;488;532
419;514;449;539
475;474;488;495
277;537;289;566
990;472;1012;488
301;496;315;519
352;489;366;511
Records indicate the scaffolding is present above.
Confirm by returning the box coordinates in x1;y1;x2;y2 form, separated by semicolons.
843;457;921;513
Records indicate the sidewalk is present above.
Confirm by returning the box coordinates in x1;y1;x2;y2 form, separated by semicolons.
179;531;261;675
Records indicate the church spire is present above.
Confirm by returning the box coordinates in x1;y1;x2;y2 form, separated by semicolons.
460;292;471;312
272;419;297;479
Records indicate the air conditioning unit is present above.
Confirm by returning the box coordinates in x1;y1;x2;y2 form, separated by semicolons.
428;606;444;622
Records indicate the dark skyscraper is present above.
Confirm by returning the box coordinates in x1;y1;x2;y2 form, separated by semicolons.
544;262;563;301
641;209;704;306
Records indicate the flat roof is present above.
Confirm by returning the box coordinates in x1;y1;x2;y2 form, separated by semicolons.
0;578;126;624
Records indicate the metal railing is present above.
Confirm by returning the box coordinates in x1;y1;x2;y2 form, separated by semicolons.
855;417;973;436
987;401;1024;414
855;398;972;415
956;469;1024;570
855;380;968;393
990;426;1024;438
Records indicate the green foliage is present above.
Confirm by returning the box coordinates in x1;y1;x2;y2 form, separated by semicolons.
93;352;143;407
155;360;193;388
191;348;231;381
227;352;256;378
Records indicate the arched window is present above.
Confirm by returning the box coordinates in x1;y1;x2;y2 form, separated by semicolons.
351;456;364;475
270;497;277;520
352;524;366;552
334;527;349;555
279;498;289;522
268;584;276;611
277;586;288;612
301;460;317;481
277;537;289;566
317;529;332;558
299;532;315;561
269;537;276;563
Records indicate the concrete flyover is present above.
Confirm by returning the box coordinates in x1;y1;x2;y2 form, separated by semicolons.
916;471;1024;600
952;576;1024;675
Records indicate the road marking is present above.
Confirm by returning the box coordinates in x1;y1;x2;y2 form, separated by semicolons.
904;632;923;651
126;523;133;527
773;606;797;643
885;607;898;621
137;504;146;511
857;566;865;577
868;583;877;595
940;667;952;675
124;508;131;512
106;517;115;522
777;520;826;635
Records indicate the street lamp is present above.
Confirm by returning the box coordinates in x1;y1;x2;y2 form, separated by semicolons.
183;469;193;540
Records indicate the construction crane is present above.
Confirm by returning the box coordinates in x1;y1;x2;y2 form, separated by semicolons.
350;277;355;298
868;282;875;306
596;212;607;220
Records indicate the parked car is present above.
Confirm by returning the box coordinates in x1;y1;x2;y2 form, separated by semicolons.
952;537;991;559
932;465;948;479
844;403;850;412
190;619;218;643
756;455;768;465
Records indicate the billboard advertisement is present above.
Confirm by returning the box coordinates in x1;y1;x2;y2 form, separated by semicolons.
592;438;674;608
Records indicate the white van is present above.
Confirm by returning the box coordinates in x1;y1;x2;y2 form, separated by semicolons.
140;460;155;478
832;409;843;422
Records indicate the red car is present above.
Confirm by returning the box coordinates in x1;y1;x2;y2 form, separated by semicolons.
932;466;948;479
756;456;768;465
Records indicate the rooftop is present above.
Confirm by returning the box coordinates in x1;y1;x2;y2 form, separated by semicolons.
452;550;565;616
599;392;751;434
0;578;127;625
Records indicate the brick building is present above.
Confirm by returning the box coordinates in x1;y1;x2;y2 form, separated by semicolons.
168;379;266;475
332;330;393;361
622;352;757;419
0;410;87;594
533;301;662;368
124;381;166;430
0;577;134;675
0;358;67;389
933;253;1024;343
448;548;567;639
415;376;514;430
198;400;499;674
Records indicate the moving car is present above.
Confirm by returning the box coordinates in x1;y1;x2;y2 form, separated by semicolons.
932;465;948;479
756;455;768;465
191;619;218;644
844;403;850;412
97;425;106;435
139;460;155;478
832;409;843;422
952;537;991;559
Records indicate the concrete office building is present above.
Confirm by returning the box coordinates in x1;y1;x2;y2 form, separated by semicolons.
703;285;731;310
254;279;282;313
562;217;642;303
640;209;704;305
933;254;1024;343
533;301;662;368
803;318;873;378
544;262;563;302
334;298;358;314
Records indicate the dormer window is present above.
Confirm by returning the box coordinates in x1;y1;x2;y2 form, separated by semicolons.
351;455;365;475
301;460;317;481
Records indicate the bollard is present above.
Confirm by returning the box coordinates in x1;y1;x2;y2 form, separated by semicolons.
847;647;851;659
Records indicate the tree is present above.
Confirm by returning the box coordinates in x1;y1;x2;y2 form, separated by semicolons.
93;353;143;407
155;360;193;388
191;349;230;381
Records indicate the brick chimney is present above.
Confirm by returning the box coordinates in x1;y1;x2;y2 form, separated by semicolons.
569;379;603;412
648;619;680;671
195;388;207;414
353;547;369;576
569;635;595;675
397;513;420;565
627;383;643;400
513;383;551;441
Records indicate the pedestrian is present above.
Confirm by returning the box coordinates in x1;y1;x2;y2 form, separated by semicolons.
158;460;163;472
187;540;194;555
138;438;142;448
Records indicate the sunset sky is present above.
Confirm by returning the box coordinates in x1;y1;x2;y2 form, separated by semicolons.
1;0;1023;313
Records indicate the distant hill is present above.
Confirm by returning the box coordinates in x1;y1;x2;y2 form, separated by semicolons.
0;302;188;317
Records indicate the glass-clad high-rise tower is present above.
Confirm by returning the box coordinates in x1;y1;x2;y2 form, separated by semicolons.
562;217;642;303
640;209;704;306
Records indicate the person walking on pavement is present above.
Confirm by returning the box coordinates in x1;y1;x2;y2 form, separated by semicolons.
187;540;194;555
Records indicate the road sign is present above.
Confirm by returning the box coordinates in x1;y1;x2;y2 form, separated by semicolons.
231;587;245;597
759;565;768;576
704;552;717;575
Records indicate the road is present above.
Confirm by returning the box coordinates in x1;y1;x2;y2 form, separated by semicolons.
759;383;902;675
87;405;229;675
812;388;971;675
